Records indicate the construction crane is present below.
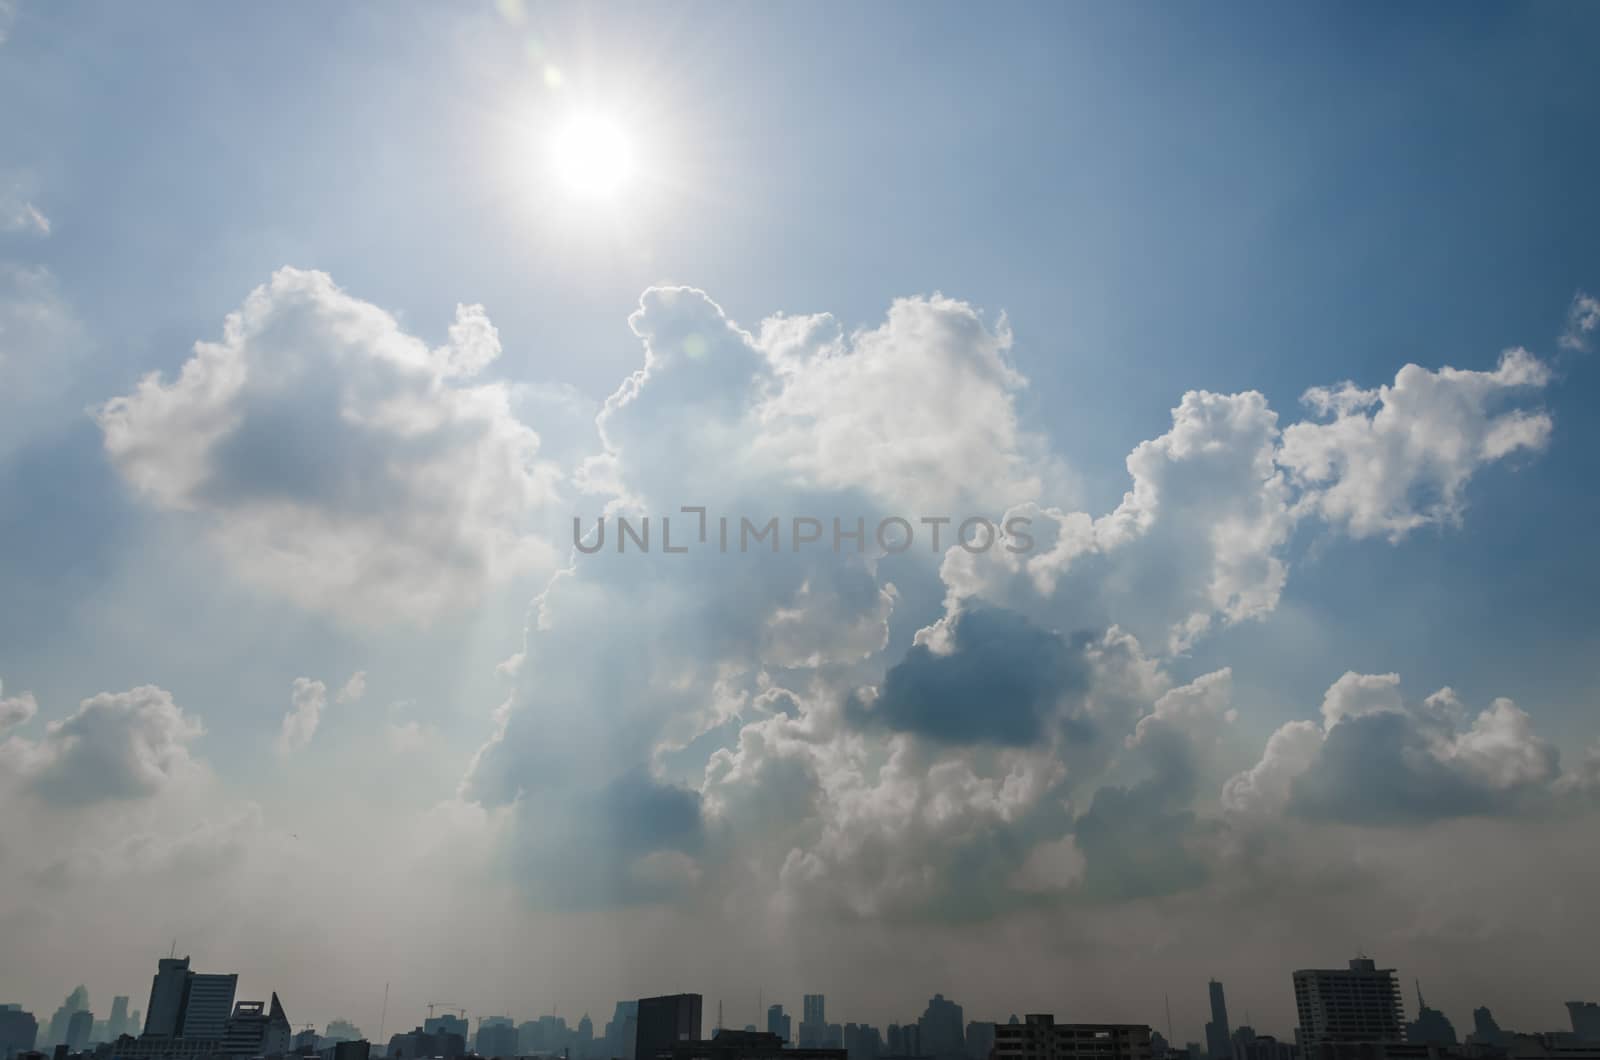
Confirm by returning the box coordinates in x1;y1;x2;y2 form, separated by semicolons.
426;1003;468;1021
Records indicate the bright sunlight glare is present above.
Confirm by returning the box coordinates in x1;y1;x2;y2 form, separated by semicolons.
550;112;635;198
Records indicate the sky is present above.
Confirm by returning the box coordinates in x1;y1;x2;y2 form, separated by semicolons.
3;0;1600;1046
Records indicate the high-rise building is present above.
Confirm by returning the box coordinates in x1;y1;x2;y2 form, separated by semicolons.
1292;958;1404;1046
965;1023;994;1060
425;1016;469;1044
477;1020;518;1058
1;1005;40;1059
635;996;702;1060
917;997;964;1060
992;1016;1152;1060
65;1011;93;1053
1468;1008;1508;1048
767;1007;790;1044
179;975;238;1040
45;988;89;1050
144;959;191;1038
1205;983;1231;1060
221;995;291;1058
1569;1004;1600;1043
1406;984;1456;1046
109;999;130;1041
801;999;826;1050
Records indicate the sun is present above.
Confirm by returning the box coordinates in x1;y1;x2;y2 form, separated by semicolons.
550;112;635;199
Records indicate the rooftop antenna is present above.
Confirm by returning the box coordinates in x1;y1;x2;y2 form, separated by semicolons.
169;940;177;959
1165;995;1173;1044
378;982;389;1048
717;1001;723;1034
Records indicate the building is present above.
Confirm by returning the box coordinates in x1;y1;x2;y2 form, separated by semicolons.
1;1006;39;1059
425;1016;469;1044
918;998;964;1060
1293;959;1405;1046
801;1001;827;1052
220;995;291;1058
108;1001;131;1044
992;1017;1153;1060
477;1020;519;1058
388;1027;465;1060
319;1042;371;1060
1568;1007;1600;1044
1206;984;1232;1060
179;976;238;1041
767;1008;790;1045
144;961;191;1039
1405;986;1455;1047
45;988;89;1051
64;1012;92;1053
965;1023;994;1060
636;996;703;1060
1237;1037;1294;1060
658;1029;844;1060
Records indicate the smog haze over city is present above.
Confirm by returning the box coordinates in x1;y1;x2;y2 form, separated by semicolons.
2;3;1600;1059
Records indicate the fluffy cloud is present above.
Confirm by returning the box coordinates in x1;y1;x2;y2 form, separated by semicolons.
97;268;561;624
458;283;1572;928
0;678;38;733
1;180;49;235
0;684;205;805
1559;291;1599;353
278;677;327;753
1224;673;1560;824
335;670;367;704
1280;348;1553;540
939;389;1293;652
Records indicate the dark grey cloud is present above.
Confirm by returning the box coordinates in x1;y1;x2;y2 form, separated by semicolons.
848;607;1091;746
1290;711;1519;825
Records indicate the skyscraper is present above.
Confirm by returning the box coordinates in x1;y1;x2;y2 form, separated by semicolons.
1;1005;40;1059
144;959;191;1037
179;975;238;1039
1405;984;1456;1046
109;998;130;1041
45;988;89;1050
1569;1003;1600;1043
1205;983;1231;1060
65;1010;94;1052
801;998;826;1049
768;1006;790;1044
917;996;965;1060
1292;958;1404;1045
635;995;702;1060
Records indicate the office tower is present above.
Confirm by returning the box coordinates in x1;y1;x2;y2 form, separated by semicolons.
966;1022;994;1060
144;958;191;1037
635;996;702;1060
1;1006;40;1059
767;1007;788;1044
109;998;130;1041
426;1016;469;1043
65;1011;93;1053
1205;983;1231;1060
1292;958;1404;1045
46;988;89;1050
1569;1003;1600;1042
180;975;238;1039
607;1002;640;1060
477;1021;519;1058
221;995;291;1058
1406;984;1457;1046
992;1016;1152;1060
801;998;826;1050
325;1021;363;1044
917;996;964;1060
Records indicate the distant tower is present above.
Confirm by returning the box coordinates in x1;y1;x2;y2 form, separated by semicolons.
1206;982;1232;1060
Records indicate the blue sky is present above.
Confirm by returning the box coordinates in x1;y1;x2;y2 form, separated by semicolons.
3;0;1599;1044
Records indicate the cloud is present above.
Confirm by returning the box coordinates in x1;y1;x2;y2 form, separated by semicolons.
335;670;367;704
97;268;562;624
848;607;1092;746
1;182;49;235
0;685;205;805
1559;291;1600;353
1280;348;1553;541
278;677;327;753
0;679;38;733
1224;673;1560;825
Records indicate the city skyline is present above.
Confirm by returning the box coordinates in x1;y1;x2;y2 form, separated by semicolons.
5;0;1600;1044
9;952;1599;1059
